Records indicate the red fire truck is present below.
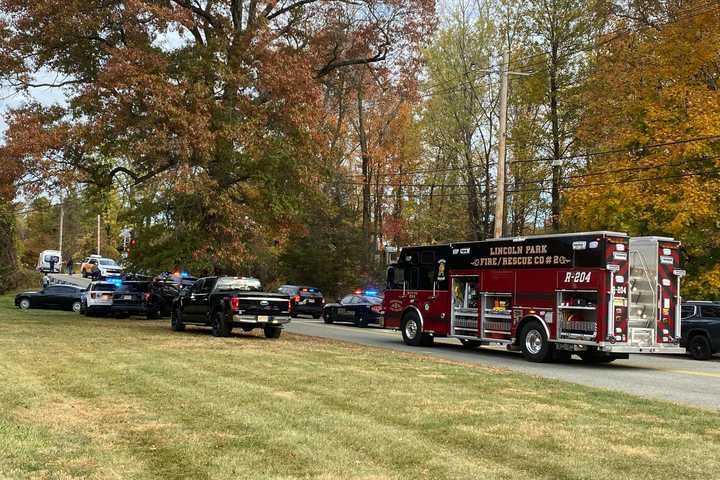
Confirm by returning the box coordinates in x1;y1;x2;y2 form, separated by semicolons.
383;232;686;363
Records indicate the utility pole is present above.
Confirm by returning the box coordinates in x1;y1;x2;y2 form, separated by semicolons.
58;204;64;254
493;51;532;239
97;214;101;255
494;50;510;239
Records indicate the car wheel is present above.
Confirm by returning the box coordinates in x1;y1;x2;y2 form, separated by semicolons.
211;311;232;337
71;301;82;314
18;298;30;310
460;339;481;349
688;335;712;361
171;308;186;332
520;321;552;362
355;314;369;328
402;311;433;346
264;326;282;339
323;309;335;324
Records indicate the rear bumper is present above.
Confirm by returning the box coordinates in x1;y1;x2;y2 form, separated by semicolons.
599;344;686;354
87;304;112;313
232;314;291;326
111;304;146;315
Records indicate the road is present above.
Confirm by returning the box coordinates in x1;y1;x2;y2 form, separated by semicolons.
287;317;720;411
48;273;720;410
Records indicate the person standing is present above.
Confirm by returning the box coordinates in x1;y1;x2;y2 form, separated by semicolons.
42;273;50;289
48;257;56;273
66;256;74;276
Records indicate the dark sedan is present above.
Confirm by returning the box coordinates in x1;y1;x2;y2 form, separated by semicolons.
111;280;181;319
278;285;324;318
322;292;384;327
15;285;84;313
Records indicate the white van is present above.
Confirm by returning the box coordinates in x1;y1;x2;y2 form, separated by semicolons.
37;250;62;273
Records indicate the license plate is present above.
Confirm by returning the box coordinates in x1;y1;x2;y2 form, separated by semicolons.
308;299;315;303
257;315;269;321
123;295;132;300
102;294;112;299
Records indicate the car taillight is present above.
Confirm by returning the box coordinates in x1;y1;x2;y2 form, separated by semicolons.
293;295;300;303
371;305;382;313
230;297;240;311
288;300;292;311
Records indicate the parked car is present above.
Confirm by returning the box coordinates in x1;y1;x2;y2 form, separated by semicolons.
15;285;84;313
111;280;180;319
681;301;720;360
36;250;62;273
82;281;118;316
322;290;384;327
278;285;324;318
172;276;290;338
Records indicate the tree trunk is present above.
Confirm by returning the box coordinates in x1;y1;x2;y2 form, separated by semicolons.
0;201;18;293
356;72;372;271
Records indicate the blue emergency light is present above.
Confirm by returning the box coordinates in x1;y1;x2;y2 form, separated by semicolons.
107;277;123;287
363;289;379;296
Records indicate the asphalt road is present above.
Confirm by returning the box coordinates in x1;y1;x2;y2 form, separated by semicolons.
287;317;720;411
48;274;720;410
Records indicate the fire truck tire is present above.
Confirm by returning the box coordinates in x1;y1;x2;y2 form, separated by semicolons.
211;311;232;337
460;339;481;349
578;351;616;364
688;334;712;360
520;321;552;362
401;312;424;346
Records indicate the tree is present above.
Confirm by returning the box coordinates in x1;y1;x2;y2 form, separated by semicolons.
0;0;435;275
565;1;720;298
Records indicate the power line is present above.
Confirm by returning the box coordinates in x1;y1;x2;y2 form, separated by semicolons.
353;167;720;198
343;134;720;178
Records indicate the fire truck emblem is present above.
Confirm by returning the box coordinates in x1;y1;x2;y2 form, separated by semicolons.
437;260;446;281
470;259;480;267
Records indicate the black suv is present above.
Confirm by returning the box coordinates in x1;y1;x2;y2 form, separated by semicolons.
681;301;720;360
111;280;181;319
278;285;324;318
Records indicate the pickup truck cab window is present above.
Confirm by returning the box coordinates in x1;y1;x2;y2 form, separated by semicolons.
701;305;720;318
191;279;205;293
201;278;217;293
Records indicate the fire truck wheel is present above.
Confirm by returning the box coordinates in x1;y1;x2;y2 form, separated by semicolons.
520;322;552;362
688;334;712;361
460;339;481;349
401;312;424;346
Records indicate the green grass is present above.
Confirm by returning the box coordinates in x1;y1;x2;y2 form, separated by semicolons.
0;294;719;479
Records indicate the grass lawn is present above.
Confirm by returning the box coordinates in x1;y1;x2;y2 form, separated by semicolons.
0;294;719;479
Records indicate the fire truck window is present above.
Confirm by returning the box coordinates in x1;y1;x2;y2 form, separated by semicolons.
420;251;435;265
387;267;405;289
419;266;434;290
407;267;420;290
701;305;720;319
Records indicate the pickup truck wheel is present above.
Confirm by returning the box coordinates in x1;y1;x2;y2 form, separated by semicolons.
171;308;186;332
688;334;712;360
264;326;282;339
211;311;232;337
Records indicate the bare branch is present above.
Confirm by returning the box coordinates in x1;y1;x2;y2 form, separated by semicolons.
315;46;389;77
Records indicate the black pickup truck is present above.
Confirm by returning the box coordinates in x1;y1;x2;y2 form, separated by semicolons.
170;276;291;338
